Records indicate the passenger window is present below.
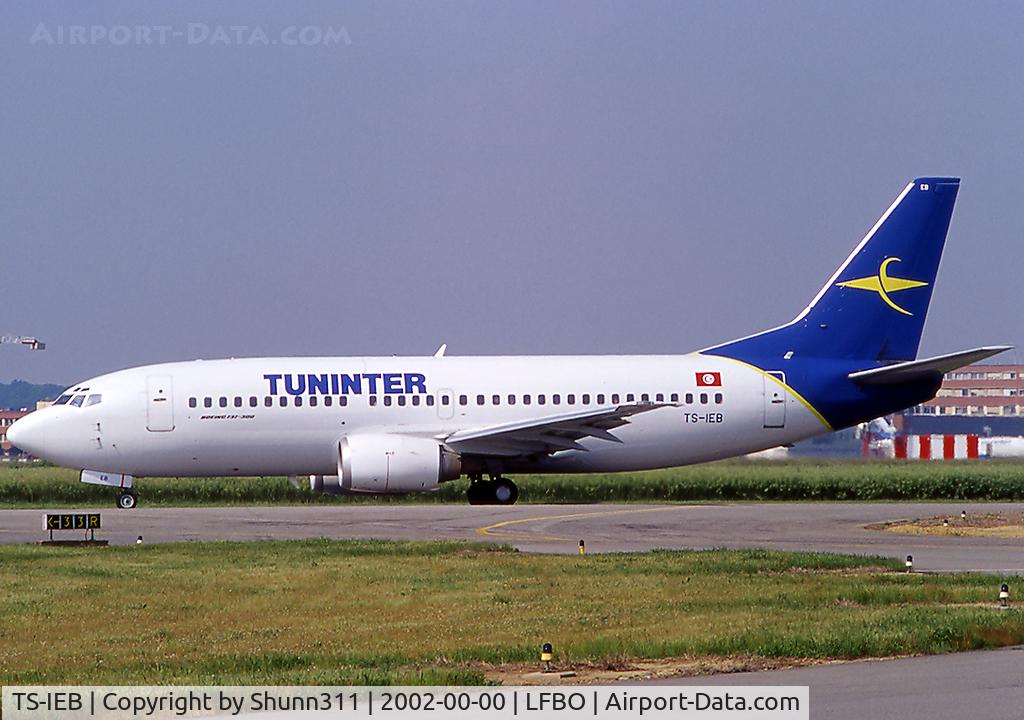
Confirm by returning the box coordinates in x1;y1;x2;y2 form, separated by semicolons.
411;396;420;406
670;393;679;403
309;396;318;407
612;393;620;404
234;397;242;408
524;395;531;405
459;395;467;406
279;397;288;407
442;395;451;406
369;396;378;407
70;395;85;407
641;393;650;402
581;394;590;405
507;394;516;405
384;396;392;406
538;394;546;405
685;393;694;404
340;396;348;407
188;397;197;408
477;394;485;405
656;393;664;402
597;394;605;404
426;395;435;407
398;396;406;406
294;396;303;407
325;396;333;407
205;397;213;408
492;395;500;405
567;394;575;404
700;393;708;404
552;394;561;405
249;396;257;407
626;393;635;402
219;397;228;408
715;392;723;404
265;397;273;407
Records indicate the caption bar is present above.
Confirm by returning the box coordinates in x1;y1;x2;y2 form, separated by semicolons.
4;686;807;719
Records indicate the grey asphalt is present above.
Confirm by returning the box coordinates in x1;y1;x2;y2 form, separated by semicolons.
2;501;1022;573
647;646;1024;720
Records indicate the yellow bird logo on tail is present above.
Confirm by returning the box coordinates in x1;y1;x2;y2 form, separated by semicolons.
835;257;928;315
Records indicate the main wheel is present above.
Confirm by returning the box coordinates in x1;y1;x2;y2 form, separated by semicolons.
491;478;519;505
117;491;138;510
466;481;488;505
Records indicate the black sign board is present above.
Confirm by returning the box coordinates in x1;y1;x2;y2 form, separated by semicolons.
43;513;102;533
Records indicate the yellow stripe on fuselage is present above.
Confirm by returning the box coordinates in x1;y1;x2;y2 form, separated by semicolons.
695;353;834;432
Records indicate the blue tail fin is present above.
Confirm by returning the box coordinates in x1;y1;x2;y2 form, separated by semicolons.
709;177;960;363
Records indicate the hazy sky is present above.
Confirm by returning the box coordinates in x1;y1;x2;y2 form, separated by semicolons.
2;1;1022;385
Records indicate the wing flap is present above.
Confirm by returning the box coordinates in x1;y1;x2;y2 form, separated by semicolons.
848;346;1012;385
444;403;667;457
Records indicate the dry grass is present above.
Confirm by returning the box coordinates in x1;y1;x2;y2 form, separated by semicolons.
870;512;1024;537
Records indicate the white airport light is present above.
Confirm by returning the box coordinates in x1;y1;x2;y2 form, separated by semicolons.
579;539;585;556
905;555;913;573
136;535;143;545
942;518;949;527
1000;583;1010;609
961;510;967;520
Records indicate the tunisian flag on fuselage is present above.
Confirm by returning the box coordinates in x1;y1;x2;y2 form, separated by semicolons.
696;372;722;387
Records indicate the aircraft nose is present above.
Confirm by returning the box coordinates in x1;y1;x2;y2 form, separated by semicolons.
6;413;45;456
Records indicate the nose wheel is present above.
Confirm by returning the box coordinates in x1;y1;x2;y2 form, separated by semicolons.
117;491;138;510
467;476;519;505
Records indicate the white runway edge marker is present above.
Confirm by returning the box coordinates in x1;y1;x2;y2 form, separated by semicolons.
4;685;809;720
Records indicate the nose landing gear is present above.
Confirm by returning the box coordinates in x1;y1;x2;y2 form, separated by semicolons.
116;490;138;510
466;475;519;505
79;470;138;510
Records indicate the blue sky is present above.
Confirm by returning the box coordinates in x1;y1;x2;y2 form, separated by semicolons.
2;1;1022;383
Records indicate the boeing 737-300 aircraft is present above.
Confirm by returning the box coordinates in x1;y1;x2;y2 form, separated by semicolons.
8;177;1010;508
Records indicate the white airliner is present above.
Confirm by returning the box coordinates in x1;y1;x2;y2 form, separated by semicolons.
8;177;1009;508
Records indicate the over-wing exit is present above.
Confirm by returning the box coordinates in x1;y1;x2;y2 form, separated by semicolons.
8;177;1010;508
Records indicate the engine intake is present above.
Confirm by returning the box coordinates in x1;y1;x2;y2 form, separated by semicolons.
310;434;461;495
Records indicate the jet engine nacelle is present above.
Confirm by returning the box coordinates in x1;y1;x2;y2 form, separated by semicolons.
310;434;462;495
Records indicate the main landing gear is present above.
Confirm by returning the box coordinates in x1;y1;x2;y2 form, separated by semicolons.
117;490;138;510
466;475;519;505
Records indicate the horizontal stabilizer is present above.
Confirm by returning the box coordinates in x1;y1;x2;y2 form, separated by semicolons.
848;346;1012;385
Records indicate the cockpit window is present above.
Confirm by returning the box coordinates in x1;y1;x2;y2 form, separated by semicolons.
69;395;86;407
85;394;102;407
54;394;73;405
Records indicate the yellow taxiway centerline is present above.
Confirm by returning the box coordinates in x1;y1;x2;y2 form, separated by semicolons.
475;505;696;542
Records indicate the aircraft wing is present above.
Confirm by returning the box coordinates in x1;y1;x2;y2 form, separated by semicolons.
848;345;1012;385
443;403;668;457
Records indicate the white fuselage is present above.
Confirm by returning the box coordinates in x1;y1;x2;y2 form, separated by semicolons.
12;354;827;479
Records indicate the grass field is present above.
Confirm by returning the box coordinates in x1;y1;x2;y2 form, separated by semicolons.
2;459;1024;507
1;540;1021;685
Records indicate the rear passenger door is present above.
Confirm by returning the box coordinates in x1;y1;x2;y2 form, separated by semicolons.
763;372;786;428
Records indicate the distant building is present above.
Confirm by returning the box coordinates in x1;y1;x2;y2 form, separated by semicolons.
900;364;1024;436
791;365;1024;458
0;409;31;458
